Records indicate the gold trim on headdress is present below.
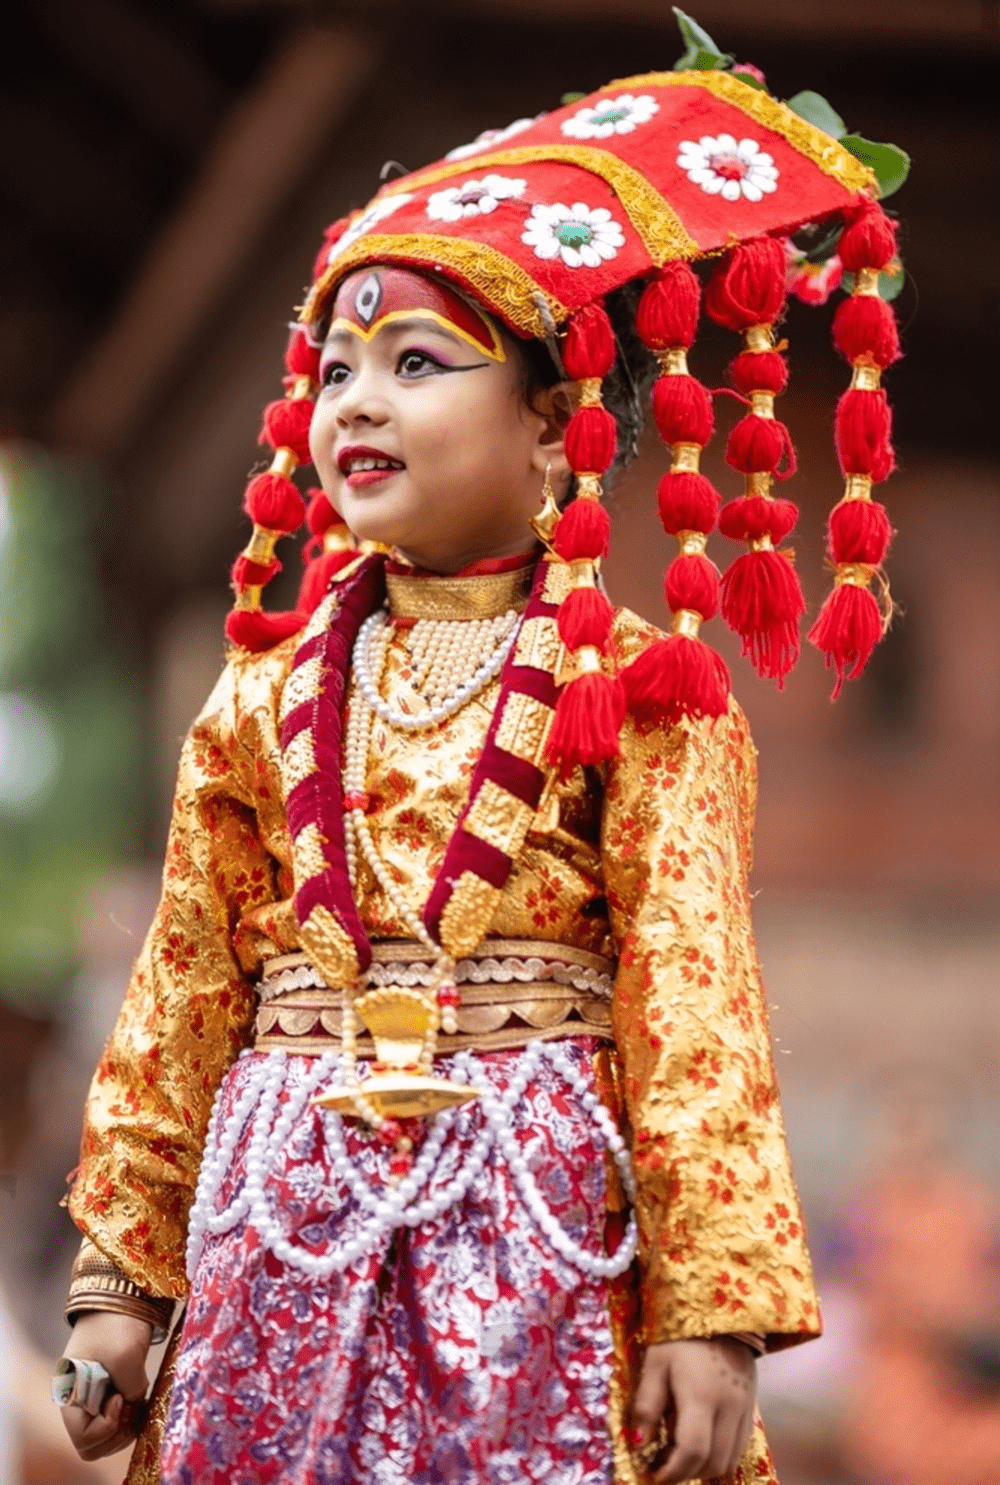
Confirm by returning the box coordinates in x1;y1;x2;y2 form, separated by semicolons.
305;234;567;337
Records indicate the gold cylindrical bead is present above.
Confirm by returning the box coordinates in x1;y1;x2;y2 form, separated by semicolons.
289;374;316;400
577;377;604;407
243;525;281;565
746;471;773;497
855;266;880;297
234;585;263;611
676;530;708;557
743;323;774;353
672;608;702;639
750;390;775;419
656;346;688;376
843;474;874;502
850;361;882;391
575;473;603;501
748;534;775;552
269;446;298;478
834;562;876;589
570;560;597;589
670;442;701;473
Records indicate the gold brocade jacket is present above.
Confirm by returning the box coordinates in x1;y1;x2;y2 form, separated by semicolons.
68;568;819;1480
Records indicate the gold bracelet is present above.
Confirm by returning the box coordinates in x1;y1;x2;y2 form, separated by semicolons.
66;1239;174;1343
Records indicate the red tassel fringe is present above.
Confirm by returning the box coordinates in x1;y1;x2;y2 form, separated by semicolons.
562;303;616;380
553;498;610;561
807;584;883;699
835;388;896;481
833;296;901;368
621;635;730;724
657;471;720;534
652;375;714;447
261;398;314;462
705;237;787;331
244;471;306;531
635;263;701;349
545;672;625;775
721;551;805;683
564;406;617;474
225;608;306;650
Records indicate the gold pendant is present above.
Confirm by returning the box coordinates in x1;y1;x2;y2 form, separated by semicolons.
312;987;478;1119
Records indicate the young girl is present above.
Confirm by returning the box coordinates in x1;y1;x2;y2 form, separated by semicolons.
56;57;903;1485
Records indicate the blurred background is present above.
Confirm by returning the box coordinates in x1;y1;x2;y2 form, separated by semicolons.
0;1;997;1480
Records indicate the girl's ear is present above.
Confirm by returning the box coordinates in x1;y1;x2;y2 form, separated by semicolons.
530;382;575;477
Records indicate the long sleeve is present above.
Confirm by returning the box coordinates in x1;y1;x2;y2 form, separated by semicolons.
603;695;820;1350
67;658;282;1297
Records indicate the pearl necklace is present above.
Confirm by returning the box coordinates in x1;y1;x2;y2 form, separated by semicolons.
187;1041;638;1284
407;610;519;708
354;607;520;731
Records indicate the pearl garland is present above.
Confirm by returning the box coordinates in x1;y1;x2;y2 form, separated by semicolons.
187;1041;638;1284
408;611;519;707
354;608;520;732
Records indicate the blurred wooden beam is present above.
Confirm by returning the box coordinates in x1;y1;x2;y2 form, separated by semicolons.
50;26;373;456
202;0;995;46
38;0;225;153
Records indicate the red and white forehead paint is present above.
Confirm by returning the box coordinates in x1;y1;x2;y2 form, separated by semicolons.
328;266;505;361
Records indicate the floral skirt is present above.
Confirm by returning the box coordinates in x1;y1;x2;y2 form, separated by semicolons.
160;1040;625;1485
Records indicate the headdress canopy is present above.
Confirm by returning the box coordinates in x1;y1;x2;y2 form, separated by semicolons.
227;45;906;775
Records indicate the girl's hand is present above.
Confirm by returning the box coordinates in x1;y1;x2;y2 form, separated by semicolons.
632;1336;757;1482
59;1310;152;1460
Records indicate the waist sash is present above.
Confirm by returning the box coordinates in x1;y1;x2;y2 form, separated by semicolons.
254;938;615;1055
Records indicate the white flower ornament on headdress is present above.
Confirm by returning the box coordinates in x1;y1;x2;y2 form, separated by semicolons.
445;116;542;162
676;134;779;203
425;174;527;223
521;201;625;269
561;93;659;140
327;194;415;262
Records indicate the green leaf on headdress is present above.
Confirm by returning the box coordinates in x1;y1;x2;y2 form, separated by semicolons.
786;90;847;139
561;92;587;105
672;8;731;71
840;136;911;198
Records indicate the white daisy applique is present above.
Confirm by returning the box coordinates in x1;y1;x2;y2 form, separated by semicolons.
327;194;415;262
445;116;542;162
425;174;527;223
561;93;659;141
521;202;625;269
676;134;779;203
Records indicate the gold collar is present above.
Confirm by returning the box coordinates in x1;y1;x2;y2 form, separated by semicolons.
385;564;535;621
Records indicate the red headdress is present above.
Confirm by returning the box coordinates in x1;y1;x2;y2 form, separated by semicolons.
226;22;908;774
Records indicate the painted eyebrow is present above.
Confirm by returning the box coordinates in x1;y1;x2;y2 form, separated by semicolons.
322;317;485;355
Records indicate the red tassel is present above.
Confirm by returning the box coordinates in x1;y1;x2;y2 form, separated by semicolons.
553;498;610;561
305;488;340;535
621;635;730;723
652;375;714;447
828;499;893;564
839;202;897;273
564;406;617;475
231;553;280;588
261;398;314;462
657;471;720;534
225;608;306;651
297;548;359;616
721;550;805;683
665;554;719;619
636;263;701;349
726;416;796;477
730;350;788;395
562;304;616;379
833;296;901;368
719;495;798;545
557;587;614;650
808;584;883;698
705;237;787;331
284;328;321;381
835;388;896;481
545;672;625;774
244;472;306;531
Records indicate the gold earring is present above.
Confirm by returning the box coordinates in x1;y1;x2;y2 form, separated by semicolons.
530;461;561;546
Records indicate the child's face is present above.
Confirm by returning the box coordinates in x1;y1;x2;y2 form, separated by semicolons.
310;268;569;573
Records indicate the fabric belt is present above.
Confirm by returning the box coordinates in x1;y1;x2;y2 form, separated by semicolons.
254;938;615;1056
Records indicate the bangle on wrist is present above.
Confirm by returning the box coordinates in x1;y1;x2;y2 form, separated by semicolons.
65;1239;174;1345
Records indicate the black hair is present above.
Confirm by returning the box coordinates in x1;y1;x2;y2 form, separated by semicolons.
508;278;659;491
